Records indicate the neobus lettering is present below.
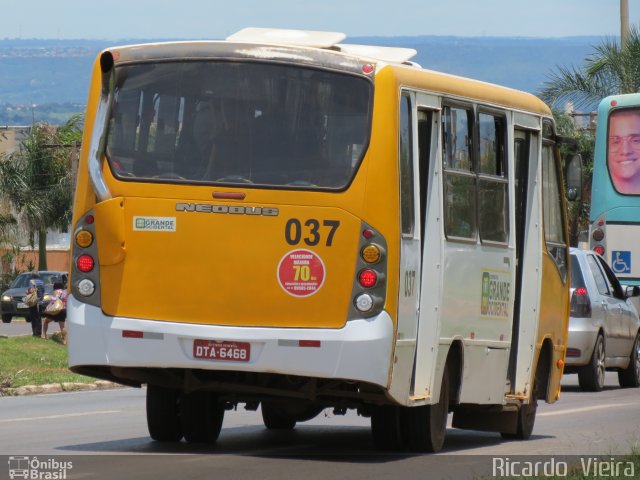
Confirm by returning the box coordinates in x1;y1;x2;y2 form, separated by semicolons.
176;203;279;216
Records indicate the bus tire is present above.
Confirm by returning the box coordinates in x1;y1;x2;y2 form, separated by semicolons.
180;391;225;443
2;314;11;323
618;333;640;388
579;334;606;392
146;385;183;442
371;405;403;451
401;365;449;452
261;402;297;430
501;367;539;440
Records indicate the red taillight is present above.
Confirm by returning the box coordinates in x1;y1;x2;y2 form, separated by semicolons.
570;287;591;318
77;254;95;272
594;245;605;256
363;229;374;239
358;269;378;288
85;214;95;224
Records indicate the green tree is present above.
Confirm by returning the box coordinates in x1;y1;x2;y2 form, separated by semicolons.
540;25;640;109
0;114;83;271
553;111;595;247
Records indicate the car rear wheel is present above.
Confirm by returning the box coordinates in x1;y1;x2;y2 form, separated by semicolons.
618;333;640;388
579;334;606;392
1;314;11;324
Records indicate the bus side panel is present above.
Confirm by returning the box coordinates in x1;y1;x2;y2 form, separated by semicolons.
538;252;569;402
443;243;514;404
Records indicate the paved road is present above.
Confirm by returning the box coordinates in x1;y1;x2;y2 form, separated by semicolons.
0;372;638;480
0;317;33;337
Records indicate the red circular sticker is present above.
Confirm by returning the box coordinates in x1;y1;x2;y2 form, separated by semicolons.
277;249;326;297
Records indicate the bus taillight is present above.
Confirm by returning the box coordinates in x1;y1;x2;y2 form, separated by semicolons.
348;222;387;320
77;254;95;272
361;244;382;263
594;245;605;256
592;228;604;242
358;269;378;288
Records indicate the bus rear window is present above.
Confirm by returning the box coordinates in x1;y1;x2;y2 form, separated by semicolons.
106;61;372;189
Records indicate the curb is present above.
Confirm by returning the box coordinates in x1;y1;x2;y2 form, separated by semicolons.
1;380;126;396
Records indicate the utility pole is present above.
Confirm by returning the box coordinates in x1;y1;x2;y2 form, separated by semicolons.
621;0;629;48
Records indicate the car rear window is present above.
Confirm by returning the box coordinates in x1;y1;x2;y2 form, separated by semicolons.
570;254;586;289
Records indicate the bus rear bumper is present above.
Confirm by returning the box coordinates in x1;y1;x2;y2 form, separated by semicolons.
66;296;394;388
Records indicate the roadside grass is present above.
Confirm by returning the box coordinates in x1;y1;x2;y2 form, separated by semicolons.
0;335;94;390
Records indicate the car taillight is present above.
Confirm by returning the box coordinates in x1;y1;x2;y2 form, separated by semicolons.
570;287;591;318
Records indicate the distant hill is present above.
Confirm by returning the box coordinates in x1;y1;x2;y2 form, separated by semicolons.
0;36;601;124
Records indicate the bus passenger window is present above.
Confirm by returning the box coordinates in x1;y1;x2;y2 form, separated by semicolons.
442;106;476;240
478;112;508;244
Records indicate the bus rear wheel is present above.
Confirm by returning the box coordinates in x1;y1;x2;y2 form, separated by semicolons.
371;405;403;451
146;385;183;442
401;365;450;452
261;402;297;430
501;366;539;440
180;391;225;443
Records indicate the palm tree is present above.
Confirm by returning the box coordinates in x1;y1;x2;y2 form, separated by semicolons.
540;25;640;109
0;114;83;271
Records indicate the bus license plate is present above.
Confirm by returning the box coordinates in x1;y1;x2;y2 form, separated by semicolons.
193;340;250;362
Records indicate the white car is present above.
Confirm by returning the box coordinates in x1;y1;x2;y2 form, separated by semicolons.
564;248;640;391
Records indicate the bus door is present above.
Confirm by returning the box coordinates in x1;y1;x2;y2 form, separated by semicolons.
510;121;542;396
389;91;440;403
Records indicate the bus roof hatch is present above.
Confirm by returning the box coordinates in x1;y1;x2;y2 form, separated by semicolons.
226;27;346;48
226;27;418;64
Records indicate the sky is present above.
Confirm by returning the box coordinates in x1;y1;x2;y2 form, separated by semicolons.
0;0;639;40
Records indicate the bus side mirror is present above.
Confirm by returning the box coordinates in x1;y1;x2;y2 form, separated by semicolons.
566;154;583;202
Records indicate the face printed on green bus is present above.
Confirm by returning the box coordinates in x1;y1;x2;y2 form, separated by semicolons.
608;109;640;194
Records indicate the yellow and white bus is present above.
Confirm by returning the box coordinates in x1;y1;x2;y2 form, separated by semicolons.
68;28;578;452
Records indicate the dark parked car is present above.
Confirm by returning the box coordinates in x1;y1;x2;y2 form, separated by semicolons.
564;248;640;391
1;271;68;323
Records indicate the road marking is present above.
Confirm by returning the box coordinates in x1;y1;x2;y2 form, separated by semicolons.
539;403;636;417
0;410;121;423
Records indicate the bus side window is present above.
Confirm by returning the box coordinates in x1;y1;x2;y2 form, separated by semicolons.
442;105;476;240
478;112;508;244
400;93;414;236
542;134;568;281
